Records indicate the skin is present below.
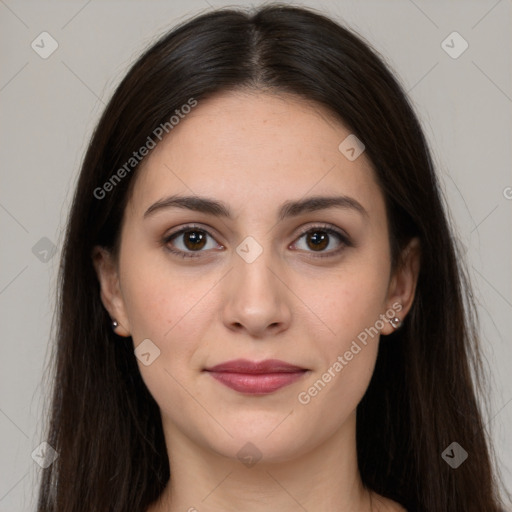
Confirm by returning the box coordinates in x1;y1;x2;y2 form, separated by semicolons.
93;90;420;512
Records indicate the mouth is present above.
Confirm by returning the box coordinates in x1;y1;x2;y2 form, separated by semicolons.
203;359;309;395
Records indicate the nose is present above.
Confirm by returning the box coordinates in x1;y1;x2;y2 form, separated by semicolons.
221;247;292;338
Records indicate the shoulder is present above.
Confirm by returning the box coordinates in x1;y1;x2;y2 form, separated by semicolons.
371;492;407;512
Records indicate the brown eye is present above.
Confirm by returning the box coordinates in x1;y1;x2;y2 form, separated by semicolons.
305;230;329;251
163;226;222;258
182;230;207;251
292;225;351;258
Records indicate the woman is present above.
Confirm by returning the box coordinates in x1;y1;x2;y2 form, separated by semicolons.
37;4;507;511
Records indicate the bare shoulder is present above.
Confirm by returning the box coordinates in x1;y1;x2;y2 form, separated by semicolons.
387;500;407;512
371;492;407;512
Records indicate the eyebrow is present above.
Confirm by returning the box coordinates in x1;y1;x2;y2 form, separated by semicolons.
143;194;368;221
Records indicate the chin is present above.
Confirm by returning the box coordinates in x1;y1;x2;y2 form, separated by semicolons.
204;424;315;466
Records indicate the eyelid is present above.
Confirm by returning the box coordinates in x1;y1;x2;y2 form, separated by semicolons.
164;223;223;242
290;222;352;257
162;223;224;258
293;222;351;243
162;222;352;258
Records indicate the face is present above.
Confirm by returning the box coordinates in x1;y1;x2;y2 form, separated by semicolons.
94;90;418;464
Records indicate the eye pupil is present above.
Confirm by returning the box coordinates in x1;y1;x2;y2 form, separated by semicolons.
168;226;343;257
307;231;329;251
184;230;206;250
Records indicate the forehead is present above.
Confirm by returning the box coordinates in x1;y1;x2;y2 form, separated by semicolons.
127;90;383;219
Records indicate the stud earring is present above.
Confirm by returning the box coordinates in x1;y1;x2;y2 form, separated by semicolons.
390;317;402;329
112;319;119;330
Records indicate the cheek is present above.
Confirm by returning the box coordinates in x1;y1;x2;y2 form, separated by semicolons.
118;252;233;389
294;306;382;440
315;286;383;375
292;254;390;409
304;260;390;349
119;243;217;341
119;261;218;421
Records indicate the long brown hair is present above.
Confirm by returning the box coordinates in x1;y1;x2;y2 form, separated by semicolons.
37;4;507;511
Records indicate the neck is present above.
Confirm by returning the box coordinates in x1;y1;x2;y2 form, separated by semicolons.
150;411;374;512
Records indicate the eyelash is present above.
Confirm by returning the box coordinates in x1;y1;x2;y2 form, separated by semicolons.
162;223;352;259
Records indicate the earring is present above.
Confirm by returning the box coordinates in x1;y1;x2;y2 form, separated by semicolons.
112;319;119;330
390;317;402;329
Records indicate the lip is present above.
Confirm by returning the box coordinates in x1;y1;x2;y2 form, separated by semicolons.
205;358;306;374
204;359;308;395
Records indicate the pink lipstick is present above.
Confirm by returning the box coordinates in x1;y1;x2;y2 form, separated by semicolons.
204;359;308;394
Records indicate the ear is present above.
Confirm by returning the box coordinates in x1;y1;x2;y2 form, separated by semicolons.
380;237;421;335
92;246;131;337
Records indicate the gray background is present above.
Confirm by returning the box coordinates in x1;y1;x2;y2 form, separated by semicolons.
1;0;511;509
